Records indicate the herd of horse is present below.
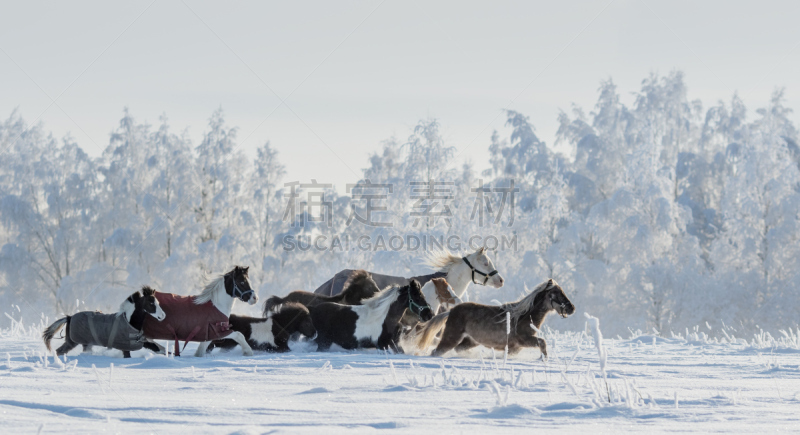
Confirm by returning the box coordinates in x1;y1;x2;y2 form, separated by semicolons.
42;248;576;359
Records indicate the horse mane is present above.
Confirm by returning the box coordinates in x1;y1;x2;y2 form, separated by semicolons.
118;290;139;313
194;275;226;305
349;284;404;327
501;280;552;324
423;249;464;272
361;285;402;312
342;270;372;292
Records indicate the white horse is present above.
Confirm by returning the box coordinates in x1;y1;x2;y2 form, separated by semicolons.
419;247;504;314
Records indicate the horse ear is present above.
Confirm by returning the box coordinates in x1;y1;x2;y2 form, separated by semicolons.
547;278;554;288
410;280;421;291
478;246;486;254
131;291;142;303
244;266;249;275
142;286;155;297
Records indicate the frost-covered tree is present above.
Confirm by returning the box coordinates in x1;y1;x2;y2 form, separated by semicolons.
191;109;258;280
250;140;285;284
1;131;99;313
2;73;800;336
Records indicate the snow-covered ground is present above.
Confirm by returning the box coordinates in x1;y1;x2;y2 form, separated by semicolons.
2;315;800;434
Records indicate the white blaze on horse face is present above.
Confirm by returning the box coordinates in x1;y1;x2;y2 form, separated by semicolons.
151;298;166;321
244;277;258;305
249;318;277;347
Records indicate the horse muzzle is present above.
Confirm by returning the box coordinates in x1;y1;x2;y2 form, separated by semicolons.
151;307;167;321
419;308;434;322
240;291;258;305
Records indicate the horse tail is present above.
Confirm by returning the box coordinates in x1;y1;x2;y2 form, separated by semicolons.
42;316;69;352
415;311;450;350
263;296;284;316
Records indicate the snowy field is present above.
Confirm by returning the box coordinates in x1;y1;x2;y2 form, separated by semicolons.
2;316;800;434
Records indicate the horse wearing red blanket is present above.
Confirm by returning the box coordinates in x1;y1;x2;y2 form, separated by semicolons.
143;266;257;356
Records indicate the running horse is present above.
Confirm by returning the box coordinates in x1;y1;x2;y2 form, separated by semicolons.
43;286;166;357
310;280;433;353
142;266;258;356
314;247;504;312
415;279;575;357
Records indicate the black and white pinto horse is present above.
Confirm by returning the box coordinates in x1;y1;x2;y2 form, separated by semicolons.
314;248;504;316
43;286;166;357
141;266;259;357
203;302;317;353
190;266;259;357
311;280;433;353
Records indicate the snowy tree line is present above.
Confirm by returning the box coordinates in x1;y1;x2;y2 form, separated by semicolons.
1;71;799;336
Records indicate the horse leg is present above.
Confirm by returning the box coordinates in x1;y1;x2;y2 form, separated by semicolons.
537;337;547;359
516;334;547;358
432;325;465;357
455;336;479;353
209;339;238;351
315;337;332;352
56;339;79;356
123;350;131;358
82;344;93;354
385;337;403;354
226;331;254;356
194;341;210;357
142;340;166;355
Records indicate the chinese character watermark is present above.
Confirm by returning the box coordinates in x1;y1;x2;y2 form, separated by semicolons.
470;179;518;227
282;180;333;228
346;179;393;227
409;179;455;228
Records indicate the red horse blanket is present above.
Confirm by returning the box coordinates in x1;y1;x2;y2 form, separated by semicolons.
142;293;232;356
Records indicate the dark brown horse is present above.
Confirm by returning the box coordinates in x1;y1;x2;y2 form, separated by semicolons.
415;279;574;357
263;270;380;314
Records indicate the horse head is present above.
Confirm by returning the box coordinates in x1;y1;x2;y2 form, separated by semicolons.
464;247;505;288
135;286;166;321
542;279;575;318
406;279;433;321
226;266;258;305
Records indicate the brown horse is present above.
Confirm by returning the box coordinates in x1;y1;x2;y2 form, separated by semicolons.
415;279;574;357
263;270;380;314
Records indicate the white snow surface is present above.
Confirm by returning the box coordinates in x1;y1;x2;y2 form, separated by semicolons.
3;317;800;434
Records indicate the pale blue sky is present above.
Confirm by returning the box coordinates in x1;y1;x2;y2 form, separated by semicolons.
2;0;799;191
